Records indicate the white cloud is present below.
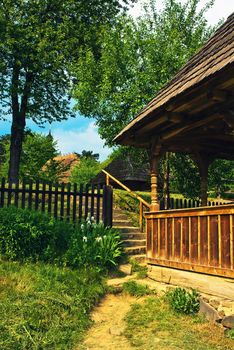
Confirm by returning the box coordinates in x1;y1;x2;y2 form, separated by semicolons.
51;122;112;161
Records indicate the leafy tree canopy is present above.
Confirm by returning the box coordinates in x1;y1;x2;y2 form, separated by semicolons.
73;0;216;145
0;0;136;181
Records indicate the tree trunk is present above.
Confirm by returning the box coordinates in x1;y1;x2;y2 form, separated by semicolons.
8;65;32;182
8;114;26;182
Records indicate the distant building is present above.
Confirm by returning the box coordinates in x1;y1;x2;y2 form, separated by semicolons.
92;156;150;191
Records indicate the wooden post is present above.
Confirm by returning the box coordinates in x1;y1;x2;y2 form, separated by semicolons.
150;140;161;211
106;174;110;186
139;201;143;232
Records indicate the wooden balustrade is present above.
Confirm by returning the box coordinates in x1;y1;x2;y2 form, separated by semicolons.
145;205;234;278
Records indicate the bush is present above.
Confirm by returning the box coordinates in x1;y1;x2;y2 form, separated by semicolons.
0;207;71;261
166;287;200;314
64;217;123;269
0;207;123;270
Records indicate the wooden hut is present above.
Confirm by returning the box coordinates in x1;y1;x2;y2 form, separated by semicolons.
92;156;150;191
114;13;234;279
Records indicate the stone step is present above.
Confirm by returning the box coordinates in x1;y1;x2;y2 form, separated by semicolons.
115;226;140;233
113;213;129;220
120;232;146;240
130;254;146;263
122;239;146;247
124;246;146;255
113;219;133;227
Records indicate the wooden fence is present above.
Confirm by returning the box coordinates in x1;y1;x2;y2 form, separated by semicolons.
145;205;234;278
159;197;232;210
0;178;113;227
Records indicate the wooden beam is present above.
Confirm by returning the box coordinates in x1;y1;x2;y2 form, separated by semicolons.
207;89;229;102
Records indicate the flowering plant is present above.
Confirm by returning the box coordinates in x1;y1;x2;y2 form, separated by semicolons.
64;216;123;269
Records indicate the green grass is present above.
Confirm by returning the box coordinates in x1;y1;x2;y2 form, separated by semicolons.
122;280;155;297
0;260;106;350
124;297;234;350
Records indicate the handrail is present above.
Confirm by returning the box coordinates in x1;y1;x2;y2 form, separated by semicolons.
102;169;151;232
102;169;151;208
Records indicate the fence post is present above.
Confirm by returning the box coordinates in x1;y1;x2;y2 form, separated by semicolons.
102;185;113;227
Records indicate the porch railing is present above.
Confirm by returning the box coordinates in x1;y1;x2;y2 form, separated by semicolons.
102;169;151;231
145;205;234;278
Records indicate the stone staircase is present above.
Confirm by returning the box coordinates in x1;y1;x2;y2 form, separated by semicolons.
112;207;146;262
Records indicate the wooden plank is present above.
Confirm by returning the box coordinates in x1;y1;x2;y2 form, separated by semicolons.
189;217;192;260
72;183;77;223
35;180;40;210
7;181;12;207
66;183;71;222
172;217;175;258
96;185;100;223
158;218;161;257
0;178;5;207
198;216;201;264
28;180;33;210
21;179;26;209
200;216;208;265
221;215;230;268
180;217;183;259
84;184;89;219
152;219;158;258
210;215;219;267
165;218;168;259
218;214;222;267
41;181;46;212
208;215;211;266
230;215;233;270
78;184;83;222
48;182;52;215
60;183;65;220
54;183;59;219
14;180;19;208
90;184;95;218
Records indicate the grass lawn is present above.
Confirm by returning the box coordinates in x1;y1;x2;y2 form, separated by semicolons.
125;297;234;350
0;260;105;350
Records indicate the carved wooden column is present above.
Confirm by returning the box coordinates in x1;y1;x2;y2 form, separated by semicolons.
150;141;161;211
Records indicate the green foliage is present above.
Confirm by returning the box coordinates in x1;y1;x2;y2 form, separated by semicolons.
73;0;216;146
70;157;101;185
0;260;105;350
64;218;123;269
122;280;154;297
0;207;123;270
130;259;148;279
0;207;70;262
0;132;59;181
166;287;200;314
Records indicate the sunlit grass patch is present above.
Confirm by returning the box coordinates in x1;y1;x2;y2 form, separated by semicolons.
0;260;105;350
124;297;234;350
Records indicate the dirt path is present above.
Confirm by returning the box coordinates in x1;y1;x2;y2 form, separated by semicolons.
80;294;137;350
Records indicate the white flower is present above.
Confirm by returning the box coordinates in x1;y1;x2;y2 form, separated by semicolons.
81;224;85;231
91;216;95;222
95;236;102;242
83;236;87;242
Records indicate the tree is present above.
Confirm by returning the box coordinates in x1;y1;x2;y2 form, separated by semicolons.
0;131;58;181
0;0;135;182
76;150;100;161
73;0;216;145
70;157;101;186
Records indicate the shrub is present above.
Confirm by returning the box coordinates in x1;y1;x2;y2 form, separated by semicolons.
166;287;200;314
0;207;71;261
122;280;155;297
0;207;123;270
64;218;123;269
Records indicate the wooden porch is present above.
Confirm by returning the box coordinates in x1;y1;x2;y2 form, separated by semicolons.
114;14;234;279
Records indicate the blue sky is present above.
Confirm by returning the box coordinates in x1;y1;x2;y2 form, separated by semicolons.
1;0;233;161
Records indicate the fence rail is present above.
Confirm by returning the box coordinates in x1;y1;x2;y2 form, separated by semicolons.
0;178;113;226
